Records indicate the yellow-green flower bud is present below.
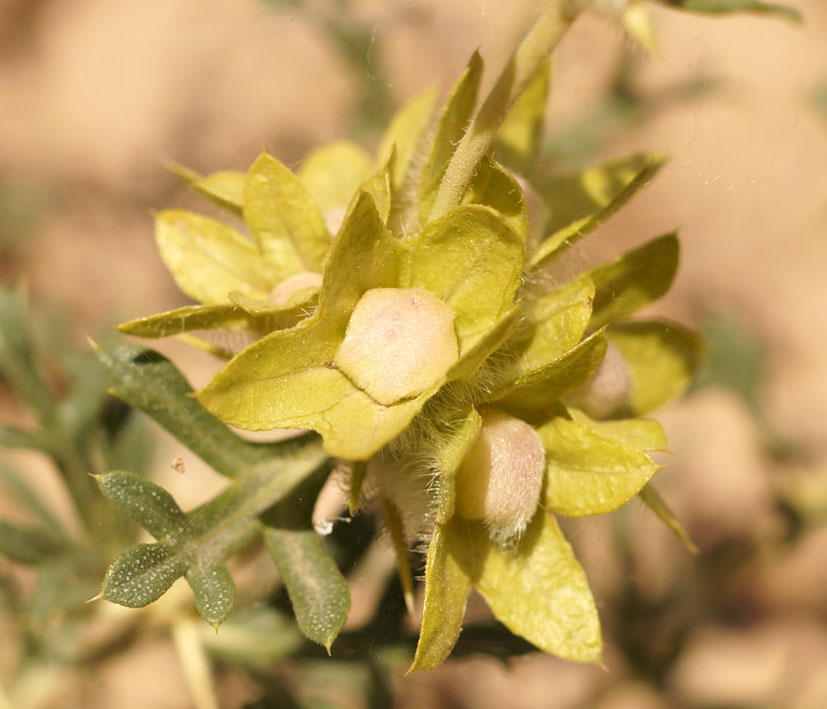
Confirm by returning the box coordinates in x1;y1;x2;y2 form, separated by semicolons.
455;408;546;544
334;287;458;406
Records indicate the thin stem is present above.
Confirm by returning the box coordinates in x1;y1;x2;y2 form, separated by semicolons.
429;2;579;221
172;617;220;709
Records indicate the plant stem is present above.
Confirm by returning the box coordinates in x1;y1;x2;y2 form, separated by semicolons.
429;2;579;221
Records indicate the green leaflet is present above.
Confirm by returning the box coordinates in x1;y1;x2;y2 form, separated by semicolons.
263;467;350;651
589;233;679;330
187;564;236;628
170;163;245;216
462;157;529;240
567;408;668;452
494;59;551;165
530;153;667;269
446;514;601;663
410;522;473;671
487;329;608;414
518;274;595;372
298;141;374;214
656;0;802;22
116;293;315;339
244;151;331;278
376;84;438;191
421;51;483;193
538;416;659;516
155;210;273;306
402;205;524;356
608;319;703;415
97;471;188;543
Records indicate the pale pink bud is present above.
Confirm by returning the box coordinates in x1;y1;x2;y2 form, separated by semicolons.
455;408;546;543
333;288;458;406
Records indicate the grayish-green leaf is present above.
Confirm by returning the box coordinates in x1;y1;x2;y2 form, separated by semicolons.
186;563;236;628
96;471;188;543
263;467;350;651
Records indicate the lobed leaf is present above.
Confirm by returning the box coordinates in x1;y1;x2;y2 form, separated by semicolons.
588;233;679;329
263;468;350;651
155;210;272;305
538;415;659;517
244;151;331;278
531;153;667;269
402;205;524;357
608;319;703;415
101;543;186;608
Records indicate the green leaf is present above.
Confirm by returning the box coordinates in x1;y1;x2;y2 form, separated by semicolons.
376;84;438;190
96;342;315;478
432;407;483;524
102;543;186;608
518;274;595;372
421;51;483;192
155;210;272;305
410;523;473;671
656;0;802;22
298;141;374;214
447;514;601;662
96;470;188;542
100;448;330;620
538;415;659;516
487;329;608;414
607;319;703;415
263;467;350;651
531;153;667;269
171;163;245;217
495;60;551;164
462;157;528;240
588;233;679;329
447;306;521;382
639;484;699;553
117;294;315;338
567;408;668;452
186;563;236;628
0;519;64;565
198;193;420;459
244;151;331;277
403;205;524;356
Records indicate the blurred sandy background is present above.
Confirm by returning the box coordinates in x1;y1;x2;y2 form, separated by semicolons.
1;0;827;707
